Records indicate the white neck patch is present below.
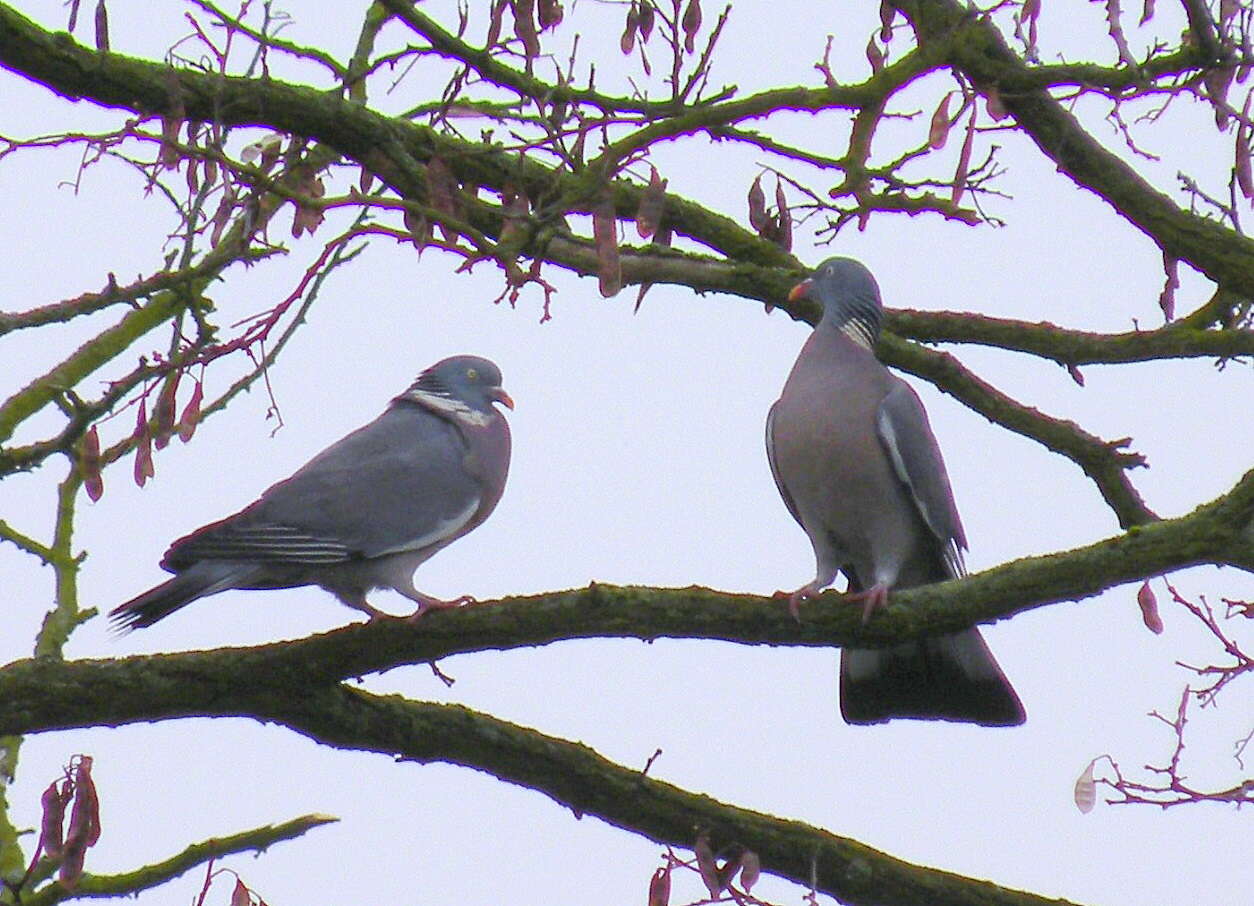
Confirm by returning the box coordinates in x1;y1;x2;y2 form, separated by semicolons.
839;319;876;350
404;389;492;427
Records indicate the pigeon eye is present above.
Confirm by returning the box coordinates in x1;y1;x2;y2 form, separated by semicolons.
466;368;479;380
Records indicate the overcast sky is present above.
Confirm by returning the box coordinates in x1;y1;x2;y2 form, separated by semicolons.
3;2;1251;905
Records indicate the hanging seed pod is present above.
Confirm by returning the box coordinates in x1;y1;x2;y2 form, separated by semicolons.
1074;760;1097;814
682;0;702;53
747;174;769;233
537;0;563;30
621;1;639;54
928;92;953;149
636;165;667;238
80;426;104;501
637;0;655;41
593;193;621;297
774;178;792;251
866;36;884;74
646;866;670;906
153;371;180;450
1137;581;1164;633
178;379;203;443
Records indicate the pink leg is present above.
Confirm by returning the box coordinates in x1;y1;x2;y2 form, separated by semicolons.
773;582;825;622
843;583;890;625
402;592;477;623
337;592;392;622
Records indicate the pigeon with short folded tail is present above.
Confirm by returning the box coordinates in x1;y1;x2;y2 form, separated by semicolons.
111;355;513;632
766;258;1024;726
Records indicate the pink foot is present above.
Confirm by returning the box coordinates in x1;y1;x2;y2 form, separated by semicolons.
843;583;890;625
773;584;822;622
405;594;476;623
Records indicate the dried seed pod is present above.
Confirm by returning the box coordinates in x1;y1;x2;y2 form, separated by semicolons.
878;0;895;42
80;426;104;502
537;0;563;30
593;193;621;297
1074;760;1097;814
1236;115;1253;201
636;165;667;238
132;399;154;487
774;178;792;251
647;866;671;906
1206;65;1236;130
40;781;68;858
637;0;655;41
739;850;761;892
694;832;722;897
747;174;769;233
159;114;181;169
951;112;976;206
153;371;180;450
231;879;251;906
985;85;1008;120
621;1;639;54
928;92;953;149
866;36;884;74
1137;581;1164;634
682;0;702;53
178;380;203;443
94;0;109;51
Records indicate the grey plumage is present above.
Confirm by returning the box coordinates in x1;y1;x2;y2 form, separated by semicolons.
111;355;512;631
767;258;1024;726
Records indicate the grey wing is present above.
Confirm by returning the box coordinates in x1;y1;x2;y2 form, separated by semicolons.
168;408;482;568
875;379;968;577
765;400;802;527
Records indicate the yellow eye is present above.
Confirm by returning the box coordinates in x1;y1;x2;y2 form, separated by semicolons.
466;368;478;380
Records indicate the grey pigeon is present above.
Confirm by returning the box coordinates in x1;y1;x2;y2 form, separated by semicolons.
766;258;1024;726
111;355;513;631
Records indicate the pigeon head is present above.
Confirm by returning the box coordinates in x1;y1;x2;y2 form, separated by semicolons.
788;257;884;348
401;355;514;420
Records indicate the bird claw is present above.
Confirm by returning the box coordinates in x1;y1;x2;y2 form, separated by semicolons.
773;586;818;622
404;594;477;623
843;584;890;625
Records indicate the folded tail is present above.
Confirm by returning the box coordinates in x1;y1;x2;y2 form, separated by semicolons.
840;627;1025;726
109;563;250;632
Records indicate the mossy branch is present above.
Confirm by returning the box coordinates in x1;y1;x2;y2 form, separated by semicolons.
265;687;1082;906
14;813;336;906
900;0;1254;296
2;465;1250;738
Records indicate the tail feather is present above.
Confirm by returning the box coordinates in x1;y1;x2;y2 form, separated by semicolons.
840;628;1025;726
109;563;248;632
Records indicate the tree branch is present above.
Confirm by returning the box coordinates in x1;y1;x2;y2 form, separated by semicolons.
17;813;337;906
900;0;1254;295
2;465;1250;737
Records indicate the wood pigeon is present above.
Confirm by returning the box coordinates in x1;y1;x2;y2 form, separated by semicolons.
110;355;513;631
766;258;1025;726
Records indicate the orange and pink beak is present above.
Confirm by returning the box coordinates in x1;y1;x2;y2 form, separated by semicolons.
490;387;515;410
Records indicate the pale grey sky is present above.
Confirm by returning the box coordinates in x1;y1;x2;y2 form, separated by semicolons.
2;2;1250;905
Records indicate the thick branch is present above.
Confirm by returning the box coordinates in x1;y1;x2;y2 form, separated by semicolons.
264;687;1082;906
900;0;1254;295
880;335;1157;528
2;466;1250;736
887;309;1254;365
